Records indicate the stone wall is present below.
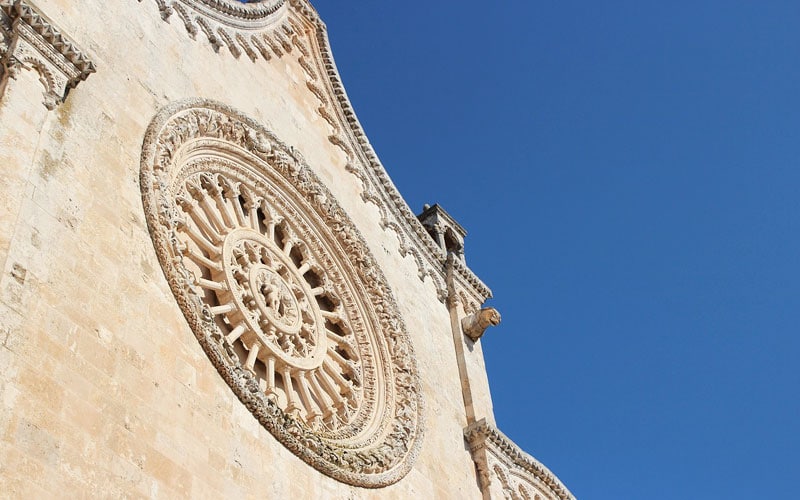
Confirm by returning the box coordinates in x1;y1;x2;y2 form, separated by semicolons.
0;1;573;498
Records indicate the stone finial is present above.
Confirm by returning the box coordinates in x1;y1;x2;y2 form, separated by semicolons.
461;307;501;341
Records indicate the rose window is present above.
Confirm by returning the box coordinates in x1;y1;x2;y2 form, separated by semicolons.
140;101;423;487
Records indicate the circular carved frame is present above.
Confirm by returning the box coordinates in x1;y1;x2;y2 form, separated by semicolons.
183;0;285;28
140;100;423;487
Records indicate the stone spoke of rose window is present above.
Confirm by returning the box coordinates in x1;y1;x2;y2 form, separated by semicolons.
174;171;363;430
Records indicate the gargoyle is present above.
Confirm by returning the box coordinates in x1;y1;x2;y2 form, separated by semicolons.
461;307;501;341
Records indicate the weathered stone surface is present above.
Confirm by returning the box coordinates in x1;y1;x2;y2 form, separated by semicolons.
0;1;573;498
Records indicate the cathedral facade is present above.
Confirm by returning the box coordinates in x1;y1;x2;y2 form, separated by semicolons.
0;1;573;498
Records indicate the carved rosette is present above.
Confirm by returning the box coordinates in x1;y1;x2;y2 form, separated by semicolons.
140;100;423;487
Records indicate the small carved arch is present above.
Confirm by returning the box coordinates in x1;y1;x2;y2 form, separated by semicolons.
10;55;62;108
493;464;523;500
19;56;56;93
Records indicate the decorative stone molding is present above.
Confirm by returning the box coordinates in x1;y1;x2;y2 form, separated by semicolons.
461;307;501;342
303;10;489;304
135;0;492;306
137;0;296;61
465;419;575;500
0;0;95;109
140;99;423;487
294;2;493;305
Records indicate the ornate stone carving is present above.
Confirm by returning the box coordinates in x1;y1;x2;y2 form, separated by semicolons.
465;419;575;500
137;0;299;62
462;307;501;342
0;0;95;109
140;99;423;487
135;0;492;306
296;5;492;304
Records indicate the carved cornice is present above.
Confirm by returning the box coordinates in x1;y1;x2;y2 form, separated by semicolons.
465;419;575;500
292;1;492;305
450;254;491;310
135;0;492;304
0;0;95;109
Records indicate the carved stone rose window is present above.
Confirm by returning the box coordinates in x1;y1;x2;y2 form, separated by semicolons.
140;100;423;487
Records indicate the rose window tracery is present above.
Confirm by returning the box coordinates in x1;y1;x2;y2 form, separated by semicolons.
174;171;363;431
140;100;423;487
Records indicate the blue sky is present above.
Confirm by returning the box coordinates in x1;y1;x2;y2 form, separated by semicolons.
312;2;800;498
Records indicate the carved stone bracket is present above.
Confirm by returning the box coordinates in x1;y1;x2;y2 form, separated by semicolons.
465;419;575;500
0;0;95;109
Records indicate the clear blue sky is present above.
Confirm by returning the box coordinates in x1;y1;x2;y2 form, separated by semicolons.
312;2;800;498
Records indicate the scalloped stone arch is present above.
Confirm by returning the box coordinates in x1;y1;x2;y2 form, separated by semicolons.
139;99;424;487
20;56;56;89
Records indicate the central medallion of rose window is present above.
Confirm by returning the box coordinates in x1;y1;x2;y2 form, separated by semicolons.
220;228;326;370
